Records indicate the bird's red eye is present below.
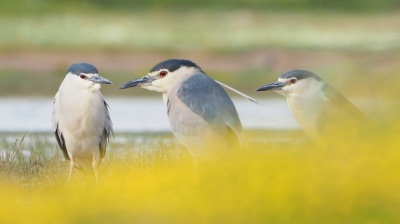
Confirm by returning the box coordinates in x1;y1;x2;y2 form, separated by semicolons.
160;71;168;77
80;74;86;79
290;79;297;84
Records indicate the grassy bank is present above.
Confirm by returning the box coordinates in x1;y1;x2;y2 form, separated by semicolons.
1;50;399;98
0;130;305;184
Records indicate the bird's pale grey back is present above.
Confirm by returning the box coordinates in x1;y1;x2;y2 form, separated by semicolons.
317;82;368;132
176;74;243;142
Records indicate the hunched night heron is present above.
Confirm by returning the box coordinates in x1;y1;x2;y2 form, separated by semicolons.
256;70;367;139
120;59;245;164
52;63;113;183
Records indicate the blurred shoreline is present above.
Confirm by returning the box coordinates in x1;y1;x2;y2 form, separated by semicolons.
0;49;399;98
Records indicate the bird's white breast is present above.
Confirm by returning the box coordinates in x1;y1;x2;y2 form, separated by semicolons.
286;79;325;138
55;75;107;157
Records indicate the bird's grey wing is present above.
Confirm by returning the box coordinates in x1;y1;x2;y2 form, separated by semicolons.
99;100;113;159
176;74;244;145
318;83;368;132
51;93;70;160
322;83;367;119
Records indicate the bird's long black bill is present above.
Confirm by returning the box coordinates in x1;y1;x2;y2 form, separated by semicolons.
119;76;155;89
89;75;113;84
255;81;286;92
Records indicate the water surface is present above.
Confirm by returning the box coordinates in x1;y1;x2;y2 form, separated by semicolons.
0;97;299;132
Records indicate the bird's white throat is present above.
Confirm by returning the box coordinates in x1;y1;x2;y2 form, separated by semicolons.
89;83;101;92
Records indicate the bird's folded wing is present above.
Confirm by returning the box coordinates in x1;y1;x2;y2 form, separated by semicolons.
322;83;368;119
177;74;244;144
99;99;114;159
52;93;70;160
318;83;369;132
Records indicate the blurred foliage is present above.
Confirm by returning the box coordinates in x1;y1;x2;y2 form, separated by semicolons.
0;0;398;118
1;0;399;14
2;12;399;53
1;122;400;223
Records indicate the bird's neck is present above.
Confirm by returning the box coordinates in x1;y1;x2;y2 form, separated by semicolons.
161;74;191;106
162;92;169;107
287;91;324;138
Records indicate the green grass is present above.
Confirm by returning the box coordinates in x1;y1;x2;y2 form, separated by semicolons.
0;130;304;185
1;0;399;15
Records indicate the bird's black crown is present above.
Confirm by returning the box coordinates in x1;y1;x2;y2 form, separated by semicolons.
149;59;202;73
280;70;322;81
67;63;98;75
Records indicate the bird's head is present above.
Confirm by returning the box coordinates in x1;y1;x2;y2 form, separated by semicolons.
119;59;203;92
66;63;112;90
255;70;323;97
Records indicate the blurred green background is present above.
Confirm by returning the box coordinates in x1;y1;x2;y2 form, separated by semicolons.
2;0;399;14
0;0;399;97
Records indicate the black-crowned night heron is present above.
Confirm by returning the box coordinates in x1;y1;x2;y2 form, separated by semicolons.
52;63;113;183
120;59;245;164
255;70;367;139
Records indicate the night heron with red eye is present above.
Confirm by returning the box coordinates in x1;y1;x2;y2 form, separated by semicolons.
120;59;245;165
255;70;368;139
52;63;113;183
